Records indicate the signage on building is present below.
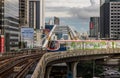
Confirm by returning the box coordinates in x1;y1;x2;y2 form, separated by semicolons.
0;35;4;53
21;28;34;39
21;28;34;48
90;22;94;29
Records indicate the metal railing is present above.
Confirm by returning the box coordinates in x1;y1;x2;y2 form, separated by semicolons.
0;48;46;57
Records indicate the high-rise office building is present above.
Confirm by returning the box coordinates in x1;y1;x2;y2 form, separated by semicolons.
89;17;100;38
29;0;45;29
100;0;120;39
29;0;45;47
0;0;20;52
19;0;28;26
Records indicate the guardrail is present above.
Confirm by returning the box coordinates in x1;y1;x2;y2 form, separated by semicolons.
32;48;120;78
0;48;46;57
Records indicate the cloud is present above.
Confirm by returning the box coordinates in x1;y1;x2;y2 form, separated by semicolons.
45;0;100;33
46;0;91;8
69;4;100;20
90;0;96;5
69;0;99;18
46;0;100;18
46;7;70;12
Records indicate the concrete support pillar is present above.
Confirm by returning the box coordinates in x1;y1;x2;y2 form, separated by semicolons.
66;62;78;78
45;66;52;78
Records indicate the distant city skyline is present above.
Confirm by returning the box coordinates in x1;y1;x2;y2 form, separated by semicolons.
45;0;100;33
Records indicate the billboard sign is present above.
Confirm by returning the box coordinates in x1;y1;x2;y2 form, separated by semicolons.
21;28;34;48
21;28;34;39
0;35;4;53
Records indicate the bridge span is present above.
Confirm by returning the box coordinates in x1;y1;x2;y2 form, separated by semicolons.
32;48;120;78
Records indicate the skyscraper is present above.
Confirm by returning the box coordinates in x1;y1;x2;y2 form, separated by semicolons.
0;0;20;52
100;0;120;39
100;0;110;38
89;17;100;38
29;0;45;29
19;0;28;26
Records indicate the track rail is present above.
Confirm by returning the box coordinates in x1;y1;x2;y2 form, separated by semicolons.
0;51;45;78
14;59;38;78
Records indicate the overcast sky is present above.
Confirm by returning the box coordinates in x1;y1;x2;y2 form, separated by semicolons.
45;0;100;33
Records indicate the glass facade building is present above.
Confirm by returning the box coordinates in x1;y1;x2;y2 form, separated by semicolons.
89;17;100;38
0;0;19;52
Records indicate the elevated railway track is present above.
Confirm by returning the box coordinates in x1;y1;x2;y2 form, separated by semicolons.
32;49;120;78
0;48;46;78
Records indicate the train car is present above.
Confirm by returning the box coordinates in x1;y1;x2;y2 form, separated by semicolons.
47;40;60;52
47;40;120;52
47;40;68;52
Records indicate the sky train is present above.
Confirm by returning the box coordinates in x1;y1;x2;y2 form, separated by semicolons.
47;40;120;52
